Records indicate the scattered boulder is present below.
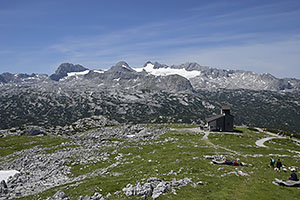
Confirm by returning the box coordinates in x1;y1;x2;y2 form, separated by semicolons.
19;126;47;136
237;170;250;176
204;155;226;160
122;177;195;199
77;192;105;200
0;180;8;194
220;169;250;177
152;181;171;199
273;178;300;187
47;190;70;200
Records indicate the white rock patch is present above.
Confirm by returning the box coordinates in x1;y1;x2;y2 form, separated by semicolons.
0;170;20;182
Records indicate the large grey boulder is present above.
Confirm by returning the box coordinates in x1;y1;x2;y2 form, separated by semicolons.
151;181;171;199
123;177;194;199
0;180;8;194
19;126;47;136
47;190;70;200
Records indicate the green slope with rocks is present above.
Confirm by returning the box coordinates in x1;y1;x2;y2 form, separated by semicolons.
1;124;300;200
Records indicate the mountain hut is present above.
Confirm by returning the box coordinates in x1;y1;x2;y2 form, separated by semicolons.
206;106;234;132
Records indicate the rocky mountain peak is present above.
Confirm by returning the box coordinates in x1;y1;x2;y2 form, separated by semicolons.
173;62;210;72
115;61;130;68
55;63;88;74
50;63;88;81
0;72;47;84
260;73;276;80
108;61;134;72
1;60;300;92
143;61;153;67
153;62;169;69
0;72;14;83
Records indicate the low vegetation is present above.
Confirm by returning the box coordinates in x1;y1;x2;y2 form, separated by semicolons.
1;124;299;200
0;135;69;157
265;128;300;139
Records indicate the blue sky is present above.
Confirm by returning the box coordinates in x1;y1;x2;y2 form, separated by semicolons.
0;0;300;78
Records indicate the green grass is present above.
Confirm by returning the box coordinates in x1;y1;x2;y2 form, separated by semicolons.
265;138;300;152
7;125;300;200
166;123;198;129
247;127;259;132
0;135;70;157
69;159;113;177
265;128;300;139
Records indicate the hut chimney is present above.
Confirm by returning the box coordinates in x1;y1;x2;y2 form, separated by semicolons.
221;105;230;115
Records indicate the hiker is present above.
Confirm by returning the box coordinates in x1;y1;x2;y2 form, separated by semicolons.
276;159;282;171
270;157;275;168
213;159;246;166
288;168;298;181
233;158;240;166
224;158;239;165
224;159;233;165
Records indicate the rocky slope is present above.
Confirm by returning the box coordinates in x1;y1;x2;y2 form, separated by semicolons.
135;61;300;92
0;123;168;199
1;61;300;92
0;61;300;132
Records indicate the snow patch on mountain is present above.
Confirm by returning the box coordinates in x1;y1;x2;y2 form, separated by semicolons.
134;63;201;79
122;64;132;71
67;70;90;77
93;70;104;74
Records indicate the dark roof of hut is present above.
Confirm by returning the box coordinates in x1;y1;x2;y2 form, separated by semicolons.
206;114;224;122
221;105;230;110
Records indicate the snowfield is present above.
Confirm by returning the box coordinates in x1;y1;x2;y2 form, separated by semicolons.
67;70;90;77
134;63;201;79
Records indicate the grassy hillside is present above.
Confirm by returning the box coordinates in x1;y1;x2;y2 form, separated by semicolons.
1;124;300;200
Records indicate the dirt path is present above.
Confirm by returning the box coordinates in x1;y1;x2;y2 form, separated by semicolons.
202;130;210;140
255;129;300;148
255;137;281;148
179;128;240;155
173;127;300;156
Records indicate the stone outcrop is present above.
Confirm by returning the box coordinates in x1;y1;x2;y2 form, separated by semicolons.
122;177;194;199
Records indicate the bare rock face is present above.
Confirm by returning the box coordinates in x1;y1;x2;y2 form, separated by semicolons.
50;63;88;81
108;61;135;73
1;61;300;132
2;61;300;91
0;72;48;85
19;126;47;136
145;61;300;92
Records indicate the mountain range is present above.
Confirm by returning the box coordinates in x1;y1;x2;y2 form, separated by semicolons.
0;61;300;132
1;61;300;92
